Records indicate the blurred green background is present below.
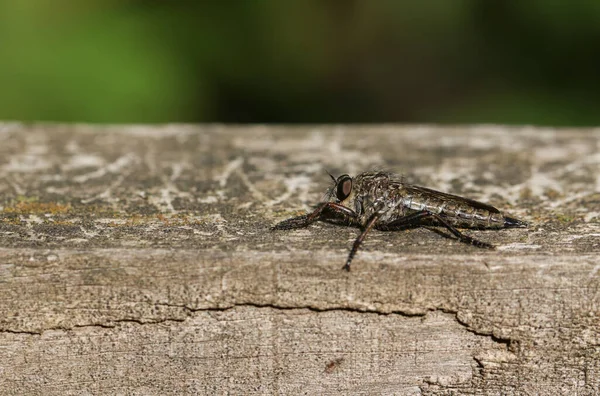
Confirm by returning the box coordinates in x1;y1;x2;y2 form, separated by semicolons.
1;1;600;125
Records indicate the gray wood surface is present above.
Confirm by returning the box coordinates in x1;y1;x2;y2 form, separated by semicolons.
0;123;599;395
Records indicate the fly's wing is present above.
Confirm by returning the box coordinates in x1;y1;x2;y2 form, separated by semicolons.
403;184;501;214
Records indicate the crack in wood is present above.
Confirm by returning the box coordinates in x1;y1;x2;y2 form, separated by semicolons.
0;302;517;354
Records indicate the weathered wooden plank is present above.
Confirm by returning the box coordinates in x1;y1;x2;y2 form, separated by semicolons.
0;308;501;395
0;123;599;394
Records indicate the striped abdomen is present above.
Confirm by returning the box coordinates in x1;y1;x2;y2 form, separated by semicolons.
397;191;525;229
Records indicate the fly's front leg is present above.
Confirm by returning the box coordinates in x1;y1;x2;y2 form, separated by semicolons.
378;210;494;249
272;202;358;230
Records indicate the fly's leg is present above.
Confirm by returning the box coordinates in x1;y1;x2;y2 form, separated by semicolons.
272;202;358;230
430;214;494;248
343;213;380;272
376;211;432;230
379;210;494;249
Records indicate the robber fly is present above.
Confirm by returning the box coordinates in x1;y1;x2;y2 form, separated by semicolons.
272;171;527;271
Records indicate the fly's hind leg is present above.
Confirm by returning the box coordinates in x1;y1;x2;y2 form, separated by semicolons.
378;210;494;249
430;214;494;249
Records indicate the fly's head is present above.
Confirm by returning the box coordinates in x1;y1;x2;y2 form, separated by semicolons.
325;173;359;210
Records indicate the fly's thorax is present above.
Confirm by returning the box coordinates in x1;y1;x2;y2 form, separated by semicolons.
351;175;400;224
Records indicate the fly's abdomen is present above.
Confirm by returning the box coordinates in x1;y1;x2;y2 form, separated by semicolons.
402;196;506;229
439;203;505;228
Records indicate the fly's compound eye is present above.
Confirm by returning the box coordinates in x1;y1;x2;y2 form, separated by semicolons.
336;175;352;201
